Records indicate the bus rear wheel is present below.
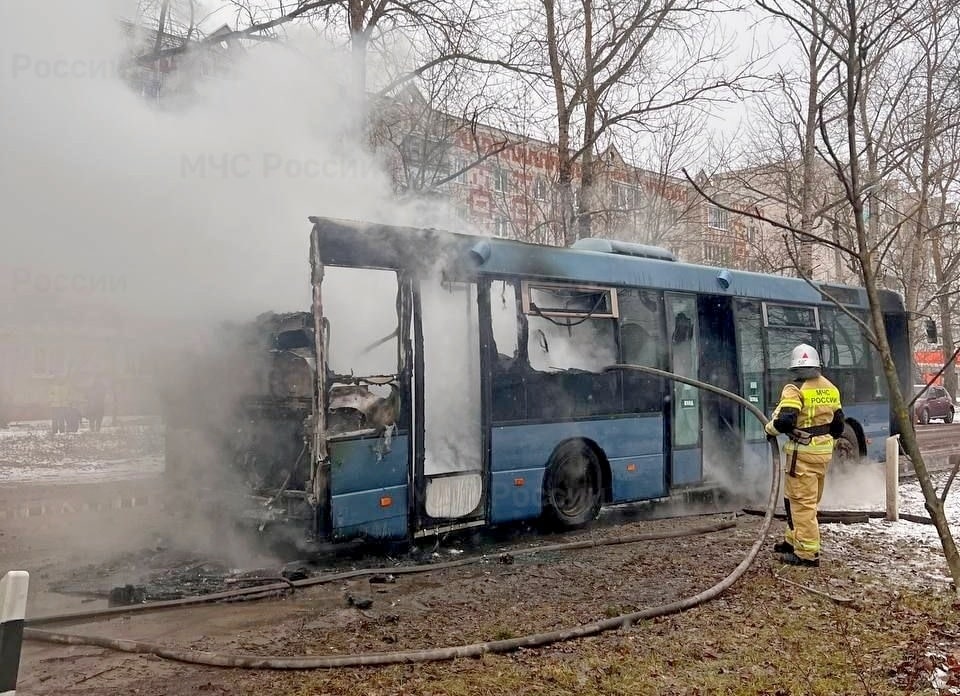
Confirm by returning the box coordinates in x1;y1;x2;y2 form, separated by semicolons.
542;441;603;529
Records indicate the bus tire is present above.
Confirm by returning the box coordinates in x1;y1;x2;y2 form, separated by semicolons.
542;440;603;529
832;423;862;470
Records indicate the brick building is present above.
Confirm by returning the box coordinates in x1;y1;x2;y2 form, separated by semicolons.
375;88;708;259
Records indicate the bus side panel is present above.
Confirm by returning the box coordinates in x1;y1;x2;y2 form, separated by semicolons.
329;435;409;540
842;403;890;461
608;454;665;502
671;449;702;487
489;416;666;524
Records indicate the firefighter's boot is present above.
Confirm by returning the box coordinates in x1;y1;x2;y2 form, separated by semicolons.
780;551;820;568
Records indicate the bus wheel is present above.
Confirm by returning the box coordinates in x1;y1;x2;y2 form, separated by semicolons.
542;441;603;529
833;423;862;470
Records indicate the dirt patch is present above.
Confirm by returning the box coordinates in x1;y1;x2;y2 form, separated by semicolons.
15;512;960;696
8;437;960;695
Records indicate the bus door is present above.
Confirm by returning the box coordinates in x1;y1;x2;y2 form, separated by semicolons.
697;295;741;485
755;302;821;495
665;293;702;487
734;300;769;483
320;266;411;542
412;274;487;535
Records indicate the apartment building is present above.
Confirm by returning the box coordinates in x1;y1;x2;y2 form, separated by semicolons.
375;88;709;260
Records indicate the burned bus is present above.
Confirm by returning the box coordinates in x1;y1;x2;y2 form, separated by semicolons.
163;216;913;546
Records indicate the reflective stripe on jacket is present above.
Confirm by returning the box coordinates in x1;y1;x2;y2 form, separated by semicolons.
766;375;842;457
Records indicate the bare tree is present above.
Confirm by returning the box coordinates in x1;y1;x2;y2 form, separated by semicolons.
688;0;960;588
588;115;708;252
525;0;748;246
130;0;503;104
886;0;960;395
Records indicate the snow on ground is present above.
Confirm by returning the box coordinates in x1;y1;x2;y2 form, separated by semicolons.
0;419;164;484
822;468;960;591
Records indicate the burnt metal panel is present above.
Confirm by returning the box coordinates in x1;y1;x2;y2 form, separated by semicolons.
329;435;409;496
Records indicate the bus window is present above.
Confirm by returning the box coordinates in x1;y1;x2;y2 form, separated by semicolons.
666;294;700;448
821;307;886;402
524;284;618;373
490;280;519;361
762;302;819;404
618;289;666;415
821;310;865;367
735;300;766;441
322;266;399;376
618;290;667;369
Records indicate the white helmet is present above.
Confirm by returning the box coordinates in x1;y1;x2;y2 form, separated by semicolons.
790;344;820;369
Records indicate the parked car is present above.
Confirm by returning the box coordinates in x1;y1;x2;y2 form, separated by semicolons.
913;384;955;425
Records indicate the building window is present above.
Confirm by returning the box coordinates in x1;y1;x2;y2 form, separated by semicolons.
614;183;641;210
402;132;448;170
703;242;731;265
533;176;549;201
452;157;468;184
493;216;510;237
493;166;509;193
707;204;729;231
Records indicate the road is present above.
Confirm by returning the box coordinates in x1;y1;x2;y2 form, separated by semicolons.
915;420;960;451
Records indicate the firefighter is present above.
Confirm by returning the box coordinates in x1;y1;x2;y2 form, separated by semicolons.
764;343;845;567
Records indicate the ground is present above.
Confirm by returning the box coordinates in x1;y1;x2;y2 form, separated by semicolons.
3;420;960;695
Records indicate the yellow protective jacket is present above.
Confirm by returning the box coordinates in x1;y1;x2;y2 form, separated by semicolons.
764;374;843;464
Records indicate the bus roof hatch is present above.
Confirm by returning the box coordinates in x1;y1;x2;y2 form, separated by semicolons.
571;237;677;262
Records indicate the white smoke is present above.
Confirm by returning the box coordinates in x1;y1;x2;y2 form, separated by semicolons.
0;1;449;327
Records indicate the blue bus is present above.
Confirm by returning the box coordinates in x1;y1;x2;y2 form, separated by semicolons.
164;216;913;544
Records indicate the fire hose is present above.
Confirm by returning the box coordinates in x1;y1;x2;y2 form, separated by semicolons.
24;364;783;669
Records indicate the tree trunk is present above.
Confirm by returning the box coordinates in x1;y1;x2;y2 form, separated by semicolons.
558;150;576;247
844;5;960;591
798;6;820;278
543;0;576;246
348;0;368;107
932;231;958;398
576;0;596;243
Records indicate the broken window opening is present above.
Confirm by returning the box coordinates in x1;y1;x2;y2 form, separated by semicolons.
526;314;617;374
322;266;400;377
490;280;519;364
522;282;618;374
321;267;401;437
522;282;619;319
